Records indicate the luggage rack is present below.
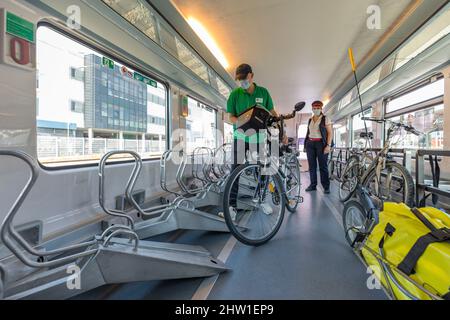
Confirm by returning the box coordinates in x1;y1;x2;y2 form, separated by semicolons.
0;150;228;300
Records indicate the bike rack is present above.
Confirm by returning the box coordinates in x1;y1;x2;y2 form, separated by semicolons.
415;149;450;208
0;150;228;300
98;149;231;240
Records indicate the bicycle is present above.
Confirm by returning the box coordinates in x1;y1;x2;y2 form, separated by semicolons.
339;133;375;202
340;117;421;208
221;102;305;246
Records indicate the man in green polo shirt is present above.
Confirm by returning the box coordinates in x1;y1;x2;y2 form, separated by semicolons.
223;63;282;219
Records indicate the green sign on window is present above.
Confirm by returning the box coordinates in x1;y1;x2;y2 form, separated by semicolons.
6;11;35;43
134;72;157;88
102;57;115;69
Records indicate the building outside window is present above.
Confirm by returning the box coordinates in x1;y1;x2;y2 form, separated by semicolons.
224;122;234;144
186;97;217;153
333;119;348;148
387;104;444;149
352;108;383;148
37;26;167;167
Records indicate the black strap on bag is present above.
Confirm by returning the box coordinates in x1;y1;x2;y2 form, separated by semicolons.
397;208;450;276
379;223;396;248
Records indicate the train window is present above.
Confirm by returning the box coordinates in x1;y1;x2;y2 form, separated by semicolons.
386;78;444;114
36;26;167;167
393;3;450;71
333;119;348;148
103;0;158;42
338;90;355;110
387;104;444;150
186;97;217;153
175;38;210;84
352;108;382;148
215;76;231;99
359;66;382;94
224;122;234;144
102;0;233;99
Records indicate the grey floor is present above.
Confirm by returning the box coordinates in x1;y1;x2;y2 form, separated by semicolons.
74;174;387;300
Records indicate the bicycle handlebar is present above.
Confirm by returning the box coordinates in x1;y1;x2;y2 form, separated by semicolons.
361;117;423;136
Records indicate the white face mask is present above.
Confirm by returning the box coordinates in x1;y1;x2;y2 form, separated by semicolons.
312;109;321;116
239;79;251;90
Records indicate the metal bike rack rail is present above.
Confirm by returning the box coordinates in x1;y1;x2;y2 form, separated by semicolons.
415;149;450;207
99;149;230;240
0;151;98;268
0;150;228;300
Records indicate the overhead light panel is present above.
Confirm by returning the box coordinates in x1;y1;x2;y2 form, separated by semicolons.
187;17;230;69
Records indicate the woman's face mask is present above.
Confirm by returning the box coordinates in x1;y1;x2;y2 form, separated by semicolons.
312;109;322;116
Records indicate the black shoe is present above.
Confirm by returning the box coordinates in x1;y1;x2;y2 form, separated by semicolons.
324;188;331;194
305;185;317;192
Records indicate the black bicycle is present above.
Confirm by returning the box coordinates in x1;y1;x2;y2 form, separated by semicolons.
222;102;305;246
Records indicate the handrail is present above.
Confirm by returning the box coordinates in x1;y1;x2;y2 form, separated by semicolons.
0;151;98;268
99;151;143;229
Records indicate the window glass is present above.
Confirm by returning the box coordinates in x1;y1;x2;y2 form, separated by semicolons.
37;26;167;167
393;4;450;71
387;104;444;149
186;97;217;153
102;0;233;100
359;66;382;94
175;38;210;83
224;122;234;144
216;76;231;99
338;90;354;110
352;108;376;148
102;0;158;41
333;119;348;147
386;78;444;114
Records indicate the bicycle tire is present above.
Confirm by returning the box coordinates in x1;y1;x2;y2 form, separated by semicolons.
328;159;335;181
339;162;360;203
222;163;286;246
342;200;369;248
285;155;302;213
362;161;415;208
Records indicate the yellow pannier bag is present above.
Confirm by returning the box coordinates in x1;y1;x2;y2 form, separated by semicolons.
361;202;450;300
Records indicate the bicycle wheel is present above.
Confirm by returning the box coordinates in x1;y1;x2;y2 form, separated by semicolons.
342;154;359;176
223;163;286;246
328;158;335;181
285;155;301;213
362;161;415;208
342;200;369;248
339;162;360;202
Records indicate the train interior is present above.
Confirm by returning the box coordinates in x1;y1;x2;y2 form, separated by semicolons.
0;0;449;301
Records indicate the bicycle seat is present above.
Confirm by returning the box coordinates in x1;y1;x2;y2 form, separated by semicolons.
359;132;374;140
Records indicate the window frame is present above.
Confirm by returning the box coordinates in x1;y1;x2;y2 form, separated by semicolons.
384;74;445;117
36;22;171;171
